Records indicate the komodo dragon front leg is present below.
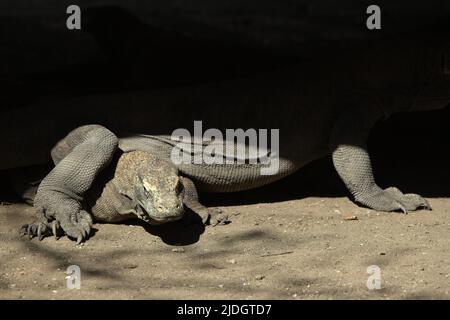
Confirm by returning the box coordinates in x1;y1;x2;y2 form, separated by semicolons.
181;176;229;226
330;102;432;213
21;125;118;243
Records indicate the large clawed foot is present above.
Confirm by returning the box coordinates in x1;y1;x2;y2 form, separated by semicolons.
22;194;93;244
384;187;432;212
201;207;230;226
355;186;431;213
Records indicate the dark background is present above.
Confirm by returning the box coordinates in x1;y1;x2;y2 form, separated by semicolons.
2;0;450;101
0;0;449;202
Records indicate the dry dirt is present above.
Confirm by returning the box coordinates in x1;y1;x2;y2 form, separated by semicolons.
1;189;450;300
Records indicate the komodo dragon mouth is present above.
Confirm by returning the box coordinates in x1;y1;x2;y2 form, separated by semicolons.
136;199;184;225
118;187;184;225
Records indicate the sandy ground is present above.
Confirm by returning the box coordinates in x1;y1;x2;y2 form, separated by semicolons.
1;187;450;300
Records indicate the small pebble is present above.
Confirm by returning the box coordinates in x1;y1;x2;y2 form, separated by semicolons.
172;247;185;253
255;274;265;280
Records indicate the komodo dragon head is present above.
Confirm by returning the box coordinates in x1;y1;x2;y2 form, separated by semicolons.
112;151;185;225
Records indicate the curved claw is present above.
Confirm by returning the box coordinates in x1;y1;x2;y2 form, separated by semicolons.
201;214;210;225
398;203;408;215
423;199;432;210
52;221;59;240
27;225;33;239
214;217;230;226
37;224;43;241
76;235;83;245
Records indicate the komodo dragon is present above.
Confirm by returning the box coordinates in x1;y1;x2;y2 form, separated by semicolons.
3;35;449;243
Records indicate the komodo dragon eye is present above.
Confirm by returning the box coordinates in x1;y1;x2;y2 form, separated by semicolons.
142;179;156;197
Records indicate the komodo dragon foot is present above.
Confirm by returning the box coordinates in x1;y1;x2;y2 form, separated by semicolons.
190;206;230;226
20;190;93;244
354;186;432;213
181;176;230;226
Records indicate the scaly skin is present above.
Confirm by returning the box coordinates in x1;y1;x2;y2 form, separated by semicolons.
4;35;450;243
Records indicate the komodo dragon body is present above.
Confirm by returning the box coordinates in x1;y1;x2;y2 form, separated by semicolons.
3;35;450;243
